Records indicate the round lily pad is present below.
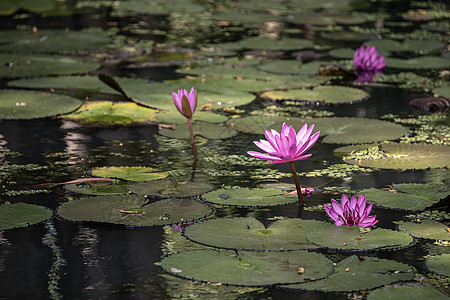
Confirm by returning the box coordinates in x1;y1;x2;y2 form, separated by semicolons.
112;0;205;17
307;226;414;252
260;86;369;105
283;256;414;292
368;285;448;300
339;143;450;170
65;181;130;195
185;217;333;251
359;186;445;211
155;109;228;124
433;86;450;98
0;202;53;230
63;101;159;125
321;31;375;42
426;254;450;277
257;60;323;76
91;166;169;181
160;249;334;286
0;54;100;78
237;38;314;51
393;183;450;203
227;116;407;144
287;13;336;26
398;220;450;241
158;123;238;140
201;187;297;207
129;179;212;198
0;89;81;120
386;57;450;70
365;39;445;55
57;195;212;227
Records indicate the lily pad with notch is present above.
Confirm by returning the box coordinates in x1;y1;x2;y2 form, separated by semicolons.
129;179;213;198
0;202;53;230
0;89;81;120
160;249;334;286
159;123;238;140
398;220;450;241
201;187;297;207
65;181;130;195
283;256;414;292
425;254;450;277
306;226;414;252
260;86;369;105
57;195;213;227
368;285;448;300
91;166;169;182
184;217;333;251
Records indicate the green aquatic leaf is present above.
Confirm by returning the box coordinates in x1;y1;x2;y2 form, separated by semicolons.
257;60;323;76
159;123;238;139
112;0;205;16
237;38;314;51
321;31;376;42
0;202;53;230
160;249;334;286
307;226;413;252
283;256;414;292
426;254;450;277
398;220;450;241
365;39;445;54
393;183;449;203
201;187;297;207
260;86;369;105
57;195;212;226
0;89;81;120
387;56;450;70
64;181;130;195
155;109;228;124
433;86;450;98
129;179;212;198
91;166;169;181
368;285;448;300
185;217;333;251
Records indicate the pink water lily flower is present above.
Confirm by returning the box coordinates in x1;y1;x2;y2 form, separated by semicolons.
172;87;197;119
353;45;386;74
247;122;320;164
324;193;378;228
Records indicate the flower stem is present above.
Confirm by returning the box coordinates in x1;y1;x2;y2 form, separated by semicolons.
187;118;197;160
288;161;303;206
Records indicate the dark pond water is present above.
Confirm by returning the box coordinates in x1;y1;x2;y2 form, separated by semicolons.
0;1;449;299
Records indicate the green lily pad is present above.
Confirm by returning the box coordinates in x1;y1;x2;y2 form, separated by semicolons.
185;217;333;251
359;186;446;211
321;31;375;42
63;101;159;125
65;181;130;195
237;38;314;51
159;123;237;140
257;60;323;76
307;226;414;252
289;0;354;10
0;29;111;53
0;54;99;78
160;249;334;286
365;39;445;54
368;285;448;300
201;187;297;207
57;195;212;227
287;13;336;26
0;0;58;15
155;109;228;124
398;220;450;241
386;56;450;70
260;86;369;105
91;166;169;181
339;143;450;169
283;256;414;292
329;48;358;59
426;254;450;277
0;89;81;120
227;116;407;144
433;86;450;98
211;11;282;27
393;183;449;203
129;179;213;198
0;202;53;230
112;0;205;17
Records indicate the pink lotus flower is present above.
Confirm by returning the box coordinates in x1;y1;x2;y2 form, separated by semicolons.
353;45;386;74
172;87;197;119
324;193;378;228
247;122;320;164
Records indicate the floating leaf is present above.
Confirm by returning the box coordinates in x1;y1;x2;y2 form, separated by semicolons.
387;57;450;70
91;166;169;181
160;249;334;286
0;202;53;230
339;143;450;169
257;60;323;76
398;220;450;241
201;187;297;207
260;86;369;105
237;38;314;51
287;13;336;26
159;123;238;140
112;0;205;16
426;254;450;277
57;195;212;227
65;181;130;195
359;187;443;211
365;39;445;55
283;256;414;292
228;116;407;144
321;31;375;42
368;285;448;300
155;109;228;124
307;226;413;252
0;89;81;120
185;217;333;251
393;183;449;203
129;179;212;198
433;86;450;98
63;101;159;125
